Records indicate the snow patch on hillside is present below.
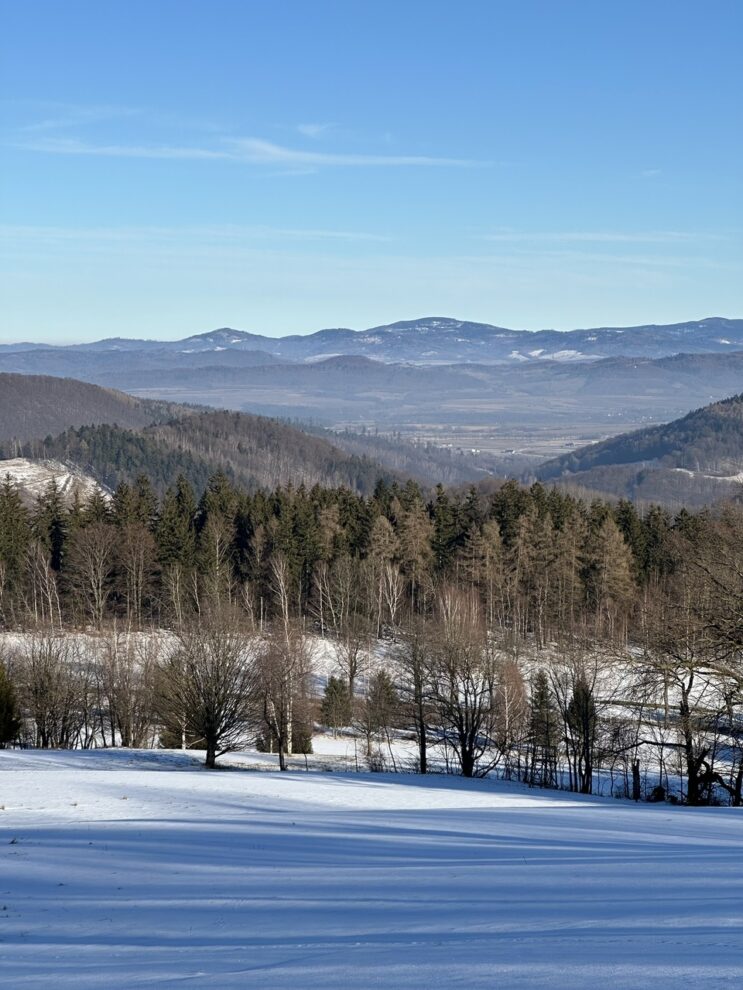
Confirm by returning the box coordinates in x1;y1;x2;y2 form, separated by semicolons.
0;458;106;501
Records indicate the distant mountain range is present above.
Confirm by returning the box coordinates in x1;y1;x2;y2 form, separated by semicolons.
3;316;743;507
4;315;743;366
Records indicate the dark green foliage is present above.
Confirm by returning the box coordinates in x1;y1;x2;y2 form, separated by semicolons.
0;476;30;604
536;393;743;506
5;411;394;498
157;476;197;570
321;675;352;730
0;460;725;634
566;675;598;794
33;480;68;571
528;671;560;788
363;670;398;734
0;662;21;747
431;484;461;570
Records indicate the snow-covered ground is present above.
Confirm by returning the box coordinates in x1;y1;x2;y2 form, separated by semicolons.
1;749;741;988
0;458;104;502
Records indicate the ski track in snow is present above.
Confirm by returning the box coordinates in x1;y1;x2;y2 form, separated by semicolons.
0;748;741;989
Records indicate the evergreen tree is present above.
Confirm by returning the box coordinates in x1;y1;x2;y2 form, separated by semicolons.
157;476;197;569
528;670;560;788
321;675;352;733
431;484;460;572
0;476;31;615
0;661;21;747
566;674;598;794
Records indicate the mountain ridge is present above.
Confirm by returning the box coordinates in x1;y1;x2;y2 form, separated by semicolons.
3;316;742;365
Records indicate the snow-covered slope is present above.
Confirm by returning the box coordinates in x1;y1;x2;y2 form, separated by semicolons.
0;748;740;988
0;458;105;502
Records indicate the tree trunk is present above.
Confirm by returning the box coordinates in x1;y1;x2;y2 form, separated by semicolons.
205;739;217;769
632;759;641;802
418;707;427;775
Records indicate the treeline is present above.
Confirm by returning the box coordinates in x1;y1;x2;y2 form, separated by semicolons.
0;469;741;805
0;471;686;632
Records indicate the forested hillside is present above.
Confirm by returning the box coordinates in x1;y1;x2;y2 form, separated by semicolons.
535;393;743;505
539;393;743;477
0;373;186;444
2;411;393;496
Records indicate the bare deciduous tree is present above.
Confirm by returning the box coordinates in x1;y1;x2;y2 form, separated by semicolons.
156;617;259;768
428;588;498;778
257;621;315;770
67;523;117;629
14;631;91;748
97;630;158;748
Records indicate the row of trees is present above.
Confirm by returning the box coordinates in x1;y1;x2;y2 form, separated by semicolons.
0;469;741;804
1;563;741;805
0;471;688;636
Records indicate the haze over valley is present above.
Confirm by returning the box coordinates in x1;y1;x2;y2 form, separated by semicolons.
2;316;743;467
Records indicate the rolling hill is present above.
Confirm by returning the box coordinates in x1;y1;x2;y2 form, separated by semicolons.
1;410;398;497
0;373;186;444
535;393;743;506
0;372;495;494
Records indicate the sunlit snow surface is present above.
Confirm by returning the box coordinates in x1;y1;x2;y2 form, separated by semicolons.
1;748;742;988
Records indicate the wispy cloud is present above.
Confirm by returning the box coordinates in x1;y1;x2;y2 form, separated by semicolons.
482;230;718;245
20;105;143;133
296;122;335;139
10;134;485;168
2;223;391;245
229;138;482;167
12;137;228;159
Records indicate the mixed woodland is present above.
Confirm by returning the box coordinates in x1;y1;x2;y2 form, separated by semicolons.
0;469;741;806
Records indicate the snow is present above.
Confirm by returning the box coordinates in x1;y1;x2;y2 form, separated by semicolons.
1;749;741;988
672;467;743;484
548;349;586;361
0;459;105;502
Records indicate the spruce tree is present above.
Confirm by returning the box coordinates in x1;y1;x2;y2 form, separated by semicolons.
321;675;352;733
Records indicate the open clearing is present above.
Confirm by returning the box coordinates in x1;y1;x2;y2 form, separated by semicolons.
1;749;741;989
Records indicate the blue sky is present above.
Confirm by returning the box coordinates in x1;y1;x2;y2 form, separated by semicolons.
1;0;741;342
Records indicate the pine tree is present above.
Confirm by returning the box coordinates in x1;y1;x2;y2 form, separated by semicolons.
157;476;197;569
33;480;68;571
431;484;459;572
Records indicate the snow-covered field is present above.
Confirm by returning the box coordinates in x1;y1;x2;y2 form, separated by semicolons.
1;749;741;989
